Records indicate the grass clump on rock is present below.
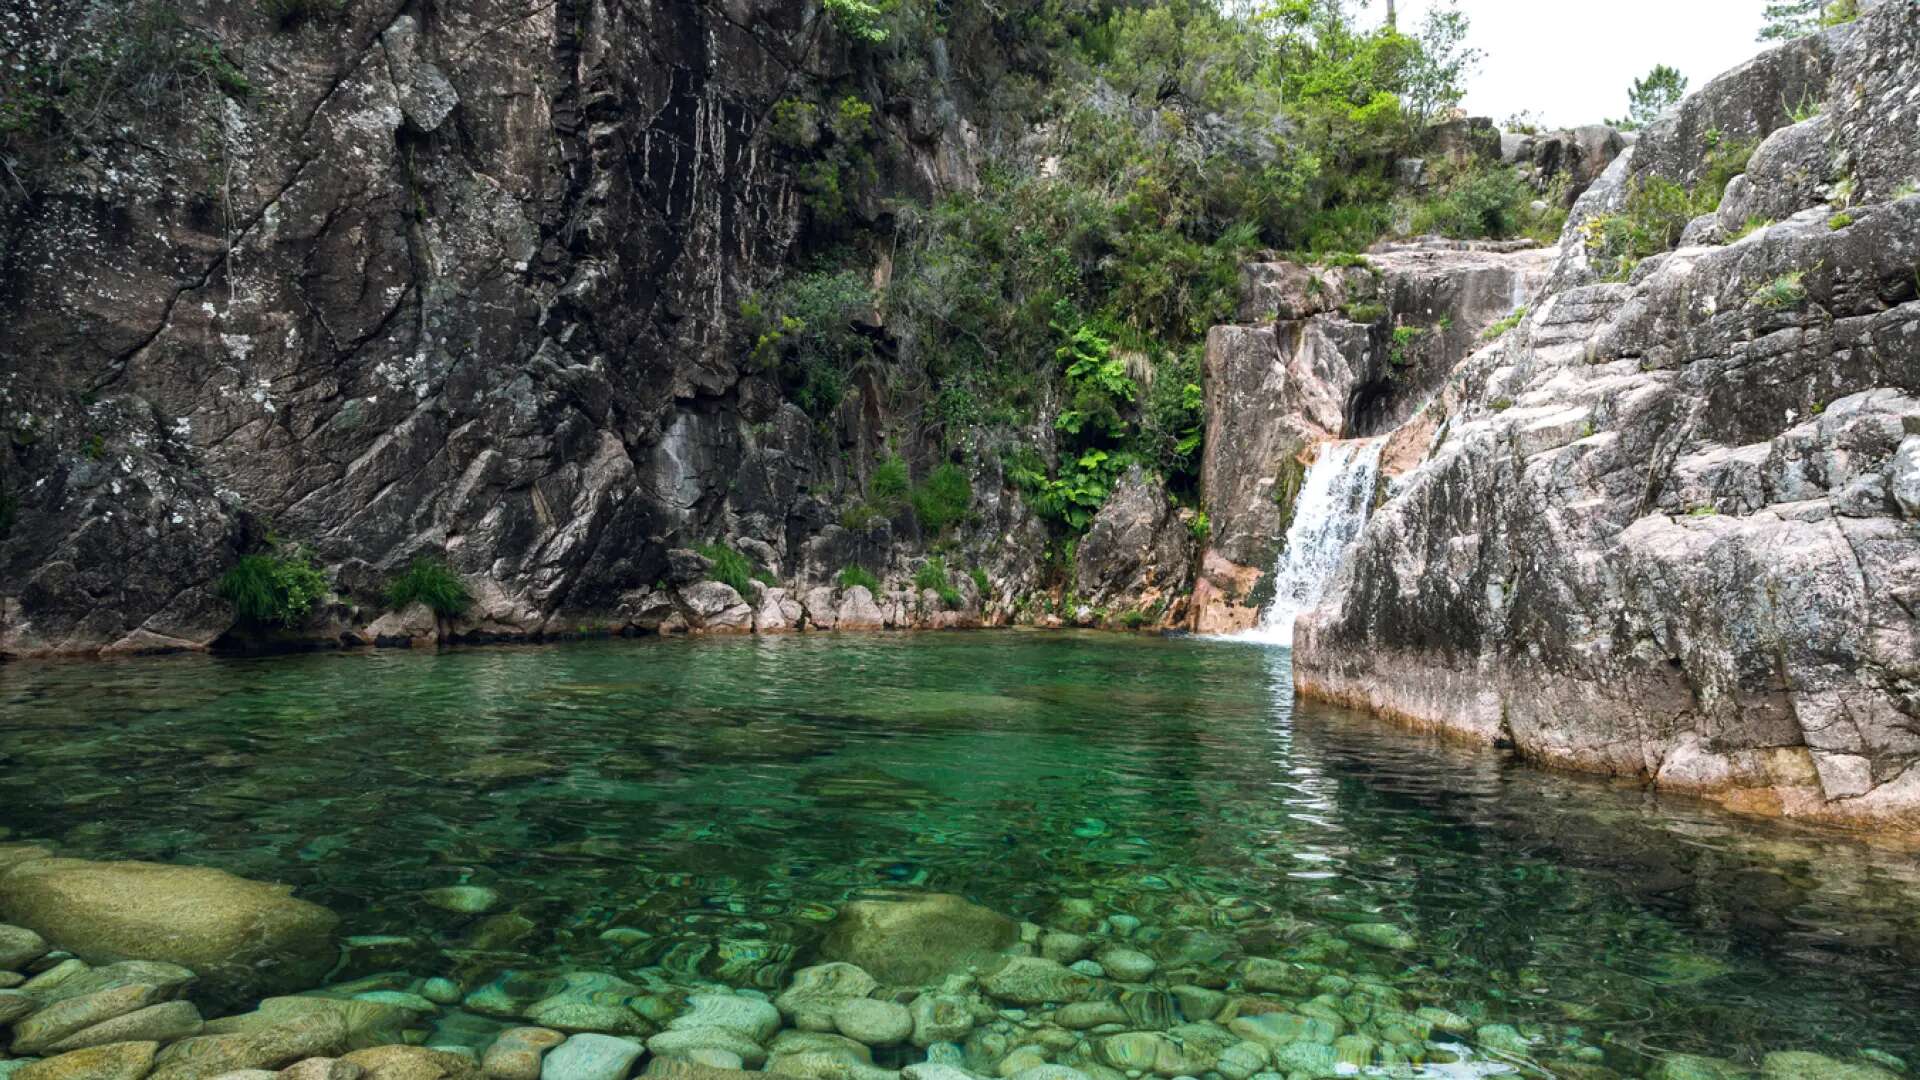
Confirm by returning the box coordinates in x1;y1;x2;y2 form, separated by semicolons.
696;543;765;598
383;556;473;617
914;557;963;607
839;565;881;593
217;544;330;626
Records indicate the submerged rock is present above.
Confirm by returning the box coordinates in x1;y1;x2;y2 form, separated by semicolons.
819;894;1018;985
775;964;880;1033
11;1040;158;1080
340;1044;480;1078
0;859;339;996
977;957;1094;1006
480;1027;564;1080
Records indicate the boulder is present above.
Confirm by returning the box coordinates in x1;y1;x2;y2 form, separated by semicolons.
1072;469;1195;614
338;1045;480;1079
976;957;1094;1006
818;893;1018;985
0;925;48;971
539;1033;644;1080
773;964;879;1033
832;588;887;632
0;860;339;997
12;1041;159;1080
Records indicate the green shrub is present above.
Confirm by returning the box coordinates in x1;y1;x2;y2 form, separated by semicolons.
914;557;963;607
912;463;974;534
969;567;991;597
838;565;881;592
218;546;330;627
1188;511;1211;542
1342;301;1389;324
840;503;885;532
1410;163;1533;240
1828;212;1854;230
1580;175;1694;281
383;557;473;617
1490;397;1515;411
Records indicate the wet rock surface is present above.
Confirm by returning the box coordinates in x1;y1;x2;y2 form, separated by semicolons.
1296;1;1920;829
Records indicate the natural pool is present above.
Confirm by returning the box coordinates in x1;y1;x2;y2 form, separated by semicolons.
2;631;1917;1078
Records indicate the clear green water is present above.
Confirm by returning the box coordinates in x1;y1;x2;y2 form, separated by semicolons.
2;632;1918;1075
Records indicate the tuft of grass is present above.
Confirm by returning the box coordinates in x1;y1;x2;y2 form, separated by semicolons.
1828;212;1854;230
1317;252;1372;269
1490;397;1515;412
1482;306;1528;341
870;454;910;512
1750;271;1808;310
696;543;761;597
218;546;330;626
969;567;991;598
914;556;963;607
1342;301;1388;324
384;556;472;617
1687;504;1719;517
1389;325;1425;368
1731;216;1773;240
838;565;881;592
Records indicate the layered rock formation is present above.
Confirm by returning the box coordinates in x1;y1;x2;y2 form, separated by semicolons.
1191;241;1557;633
0;0;1033;656
1295;2;1920;829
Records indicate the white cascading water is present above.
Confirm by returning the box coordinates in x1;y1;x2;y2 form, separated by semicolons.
1228;438;1386;646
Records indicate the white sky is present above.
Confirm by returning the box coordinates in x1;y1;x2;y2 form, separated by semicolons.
1372;0;1772;128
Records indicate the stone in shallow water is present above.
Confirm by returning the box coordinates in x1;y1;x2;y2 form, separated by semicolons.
819;893;1018;985
1227;1013;1336;1049
340;1044;480;1078
646;1026;768;1068
205;995;420;1051
1647;1053;1751;1080
1214;1042;1268;1080
1095;948;1155;983
524;973;648;1036
149;1009;349;1079
10;983;161;1054
0;858;339;996
421;979;463;1007
1760;1052;1899;1080
42;1000;203;1054
278;1058;368;1080
0;925;48;971
0;988;37;1023
11;1040;158;1080
908;993;973;1048
978;957;1094;1006
1234;959;1313;995
1341;923;1415;952
31;961;196;1006
775;964;880;1032
668;994;781;1042
832;998;912;1046
1052;1002;1128;1030
481;1027;565;1080
421;887;502;916
539;1034;644;1080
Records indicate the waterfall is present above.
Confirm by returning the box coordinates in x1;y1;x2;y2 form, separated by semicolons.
1230;438;1386;646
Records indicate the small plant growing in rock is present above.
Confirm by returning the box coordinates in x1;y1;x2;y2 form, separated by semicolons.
914;557;962;607
1343;301;1388;324
969;567;991;598
1189;511;1211;542
1751;271;1808;310
1731;216;1773;240
1828;212;1854;230
1482;306;1528;340
384;556;472;617
1491;397;1515;411
219;544;330;626
911;463;974;535
1389;325;1426;368
695;544;765;598
839;565;881;592
1687;505;1719;517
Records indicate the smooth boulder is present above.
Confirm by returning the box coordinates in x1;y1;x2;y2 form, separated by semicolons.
0;859;339;996
818;893;1017;985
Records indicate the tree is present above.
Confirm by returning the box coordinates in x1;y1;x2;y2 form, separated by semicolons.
1611;65;1689;131
1758;0;1859;40
1402;1;1481;128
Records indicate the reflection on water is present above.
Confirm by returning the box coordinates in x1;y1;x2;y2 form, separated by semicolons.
2;632;1917;1074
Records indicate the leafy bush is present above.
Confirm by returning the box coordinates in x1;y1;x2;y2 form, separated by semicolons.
1388;325;1425;368
384;557;473;617
838;565;881;592
740;269;878;419
911;463;974;534
1410;163;1533;240
914;557;963;607
824;0;893;43
218;546;330;627
969;567;991;597
1342;300;1389;324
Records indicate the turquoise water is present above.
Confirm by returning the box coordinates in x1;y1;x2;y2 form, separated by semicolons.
2;632;1917;1076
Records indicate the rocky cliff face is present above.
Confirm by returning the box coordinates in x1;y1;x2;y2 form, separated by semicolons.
1295;2;1920;829
0;0;1042;654
1190;240;1556;633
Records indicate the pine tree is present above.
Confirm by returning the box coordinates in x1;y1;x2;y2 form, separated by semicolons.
1612;65;1689;131
1758;0;1821;40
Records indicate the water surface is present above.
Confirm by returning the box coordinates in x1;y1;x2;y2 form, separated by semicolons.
2;632;1916;1075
